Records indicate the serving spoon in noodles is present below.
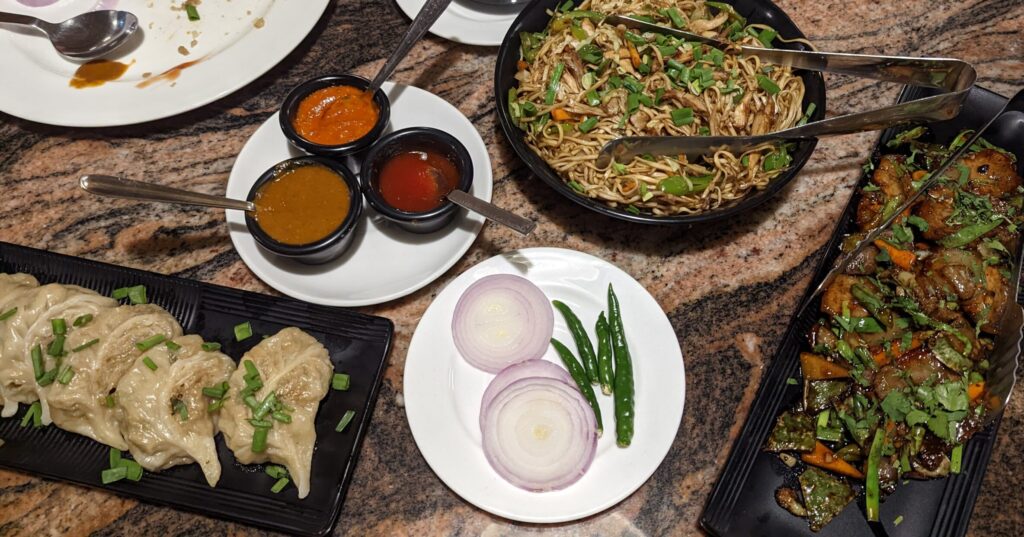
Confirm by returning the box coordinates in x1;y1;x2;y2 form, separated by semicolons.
594;15;976;167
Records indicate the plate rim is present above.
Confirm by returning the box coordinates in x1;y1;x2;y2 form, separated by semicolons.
395;0;521;47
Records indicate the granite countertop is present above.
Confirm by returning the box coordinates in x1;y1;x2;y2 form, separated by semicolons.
1;0;1022;535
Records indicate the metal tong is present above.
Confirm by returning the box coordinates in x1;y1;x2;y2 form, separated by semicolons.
594;15;976;167
803;88;1024;424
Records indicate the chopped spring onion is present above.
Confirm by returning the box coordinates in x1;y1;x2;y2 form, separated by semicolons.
73;313;93;327
72;338;99;353
545;62;565;105
244;395;259;410
47;335;65;357
142;357;158;371
201;341;221;352
756;74;781;95
670;107;694;126
113;285;147;304
659;174;713;196
253;392;278;419
104;394;116;407
951;444;963;473
271;411;292;423
165;340;181;352
57;366;75;385
265;465;288;479
135;334;166;351
332;373;351;391
172;399;189;422
578;116;599;133
251;426;270;453
37;367;59;387
109;447;122;468
335;409;356;433
234;321;253;342
797;102;817;126
124;459;143;481
866;428;884;522
270;477;290;493
665;7;685;27
185;3;200;21
31;344;44;380
20;401;42;428
249;418;274;428
202;382;228;399
207;398;227;413
0;307;17;321
112;287;129;299
757;28;777;47
101;466;128;484
894;515;904;526
51;318;66;336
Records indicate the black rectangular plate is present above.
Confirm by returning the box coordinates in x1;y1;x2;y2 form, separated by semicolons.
0;242;393;536
700;85;1024;537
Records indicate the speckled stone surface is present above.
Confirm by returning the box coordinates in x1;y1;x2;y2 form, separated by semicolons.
0;0;1022;535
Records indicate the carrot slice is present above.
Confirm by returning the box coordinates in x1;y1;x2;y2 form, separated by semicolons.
517;60;529;71
912;170;928;181
968;381;985;401
872;336;921;366
801;441;865;479
551;108;572;121
800;352;850;380
874;239;915;270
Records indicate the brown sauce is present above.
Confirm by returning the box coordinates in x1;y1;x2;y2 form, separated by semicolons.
253;164;351;245
136;59;203;89
70;60;133;89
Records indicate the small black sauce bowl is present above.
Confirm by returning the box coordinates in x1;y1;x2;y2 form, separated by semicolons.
279;74;391;158
360;127;474;234
245;156;363;265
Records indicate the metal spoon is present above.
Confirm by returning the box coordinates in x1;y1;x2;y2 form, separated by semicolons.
79;175;254;212
425;168;536;235
0;10;138;61
366;0;453;95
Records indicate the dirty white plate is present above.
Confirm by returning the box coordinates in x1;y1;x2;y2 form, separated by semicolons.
404;247;685;523
396;0;523;46
225;82;492;307
0;0;329;126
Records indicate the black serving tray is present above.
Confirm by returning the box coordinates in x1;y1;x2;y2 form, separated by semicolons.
0;242;393;536
701;85;1023;536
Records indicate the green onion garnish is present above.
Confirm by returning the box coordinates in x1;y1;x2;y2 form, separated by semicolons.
251;426;269;453
123;459;143;481
165;340;181;352
253;392;278;419
243;360;259;379
243;395;259;410
950;444;963;473
142;357;158;371
31;344;44;380
234;321;253;342
20;401;42;428
135;334;166;351
265;465;288;479
756;74;781;95
109;447;122;468
73;313;93;327
104;394;116;407
37;367;59;387
201;342;221;352
271;411;292;424
101;466;128;484
202;385;227;399
57;366;75;385
332;373;350;391
270;477;289;493
72;338;99;353
51;318;66;336
0;307;17;321
127;286;147;304
670;107;694;126
335;409;356;433
112;287;129;299
47;334;65;357
172;399;189;421
207;398;227;413
249;418;274;428
185;3;200;21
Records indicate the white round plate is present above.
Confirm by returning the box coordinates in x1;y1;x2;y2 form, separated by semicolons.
0;0;329;127
226;82;492;307
396;0;523;46
404;247;686;523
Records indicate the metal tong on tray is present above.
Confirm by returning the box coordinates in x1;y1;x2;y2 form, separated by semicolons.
594;15;977;167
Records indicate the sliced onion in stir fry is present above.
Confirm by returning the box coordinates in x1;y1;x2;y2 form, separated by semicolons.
452;274;553;373
481;377;596;491
479;359;574;431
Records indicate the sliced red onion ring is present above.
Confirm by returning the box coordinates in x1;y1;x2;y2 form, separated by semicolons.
452;274;554;373
481;377;597;491
479;359;574;431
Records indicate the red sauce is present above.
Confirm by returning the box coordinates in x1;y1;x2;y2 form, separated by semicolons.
378;150;459;213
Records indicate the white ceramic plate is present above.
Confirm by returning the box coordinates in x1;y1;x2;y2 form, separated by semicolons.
225;82;492;307
396;0;523;47
404;247;685;523
0;0;329;127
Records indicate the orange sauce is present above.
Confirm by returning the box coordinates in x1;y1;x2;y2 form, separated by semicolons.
254;164;351;245
378;150;459;213
136;59;203;89
70;60;132;88
293;86;379;145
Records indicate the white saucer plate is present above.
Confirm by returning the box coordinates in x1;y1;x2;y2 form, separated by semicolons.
404;247;686;523
396;0;523;47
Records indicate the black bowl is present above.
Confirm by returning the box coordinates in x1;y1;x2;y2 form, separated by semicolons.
359;127;474;234
245;156;364;265
494;0;827;225
279;74;391;157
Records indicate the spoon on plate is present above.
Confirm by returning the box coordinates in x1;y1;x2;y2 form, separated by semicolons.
365;0;454;95
0;10;139;61
79;175;255;212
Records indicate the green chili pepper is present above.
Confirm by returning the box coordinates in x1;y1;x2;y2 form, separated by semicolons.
595;312;614;395
866;428;884;522
552;300;599;385
608;284;635;447
550;338;603;436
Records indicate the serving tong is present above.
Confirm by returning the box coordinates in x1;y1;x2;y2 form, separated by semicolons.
803;88;1024;425
594;15;976;167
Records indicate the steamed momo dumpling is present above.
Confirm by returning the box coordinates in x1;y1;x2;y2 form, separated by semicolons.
0;274;41;413
116;335;235;485
0;280;117;421
46;304;183;449
219;327;332;498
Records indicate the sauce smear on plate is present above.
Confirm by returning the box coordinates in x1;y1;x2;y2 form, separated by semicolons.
378;150;459;212
70;60;132;88
254;164;350;245
293;86;379;145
